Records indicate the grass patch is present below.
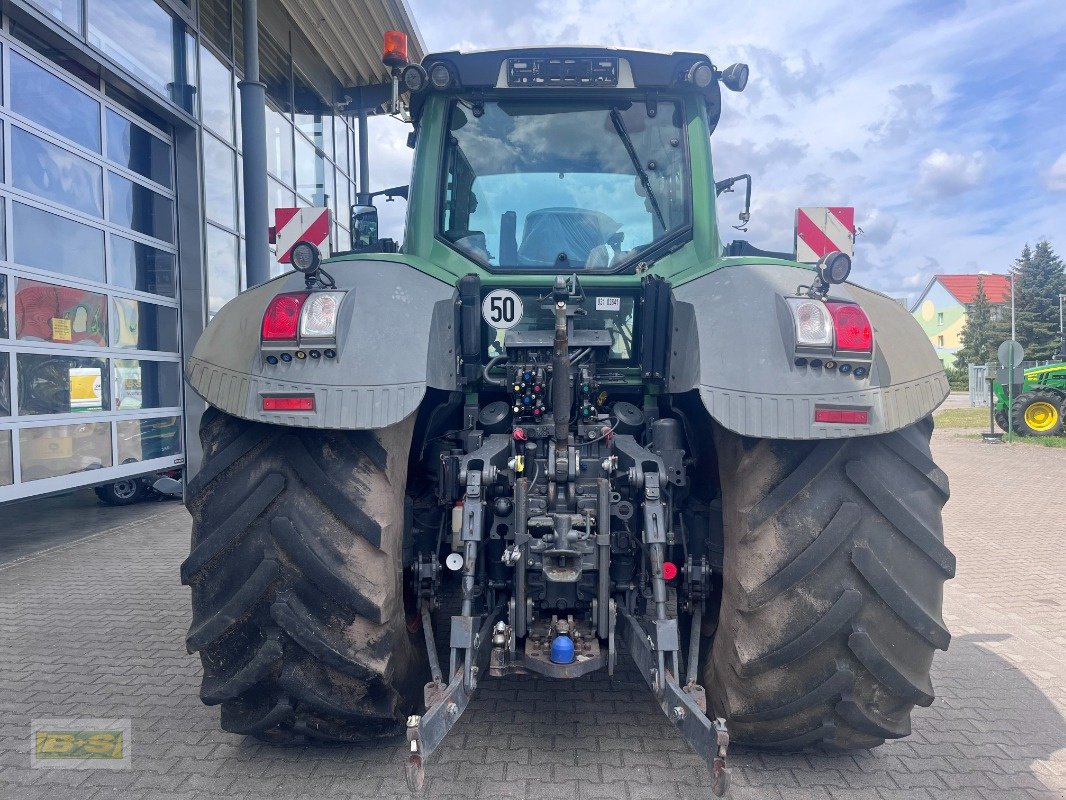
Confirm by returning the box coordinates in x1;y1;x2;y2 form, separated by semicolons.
962;433;1066;448
934;408;989;428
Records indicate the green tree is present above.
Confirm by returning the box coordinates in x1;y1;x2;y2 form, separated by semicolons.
991;241;1066;360
954;275;997;366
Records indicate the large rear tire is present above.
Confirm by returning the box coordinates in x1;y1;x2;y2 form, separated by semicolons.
181;409;425;743
705;417;954;750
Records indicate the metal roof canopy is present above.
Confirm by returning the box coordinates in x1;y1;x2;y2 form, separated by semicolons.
279;0;426;88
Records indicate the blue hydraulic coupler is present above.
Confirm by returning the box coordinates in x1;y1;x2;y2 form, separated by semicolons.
550;634;575;664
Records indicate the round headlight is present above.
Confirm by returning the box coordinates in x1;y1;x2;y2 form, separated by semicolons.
290;241;321;273
817;251;852;285
429;62;453;90
687;62;714;89
402;63;428;93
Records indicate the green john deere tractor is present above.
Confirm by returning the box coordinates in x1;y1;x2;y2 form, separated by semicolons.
181;43;955;795
992;362;1066;436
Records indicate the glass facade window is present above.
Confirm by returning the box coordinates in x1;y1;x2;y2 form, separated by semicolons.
0;273;7;338
106;109;172;188
113;360;181;410
109;235;176;297
20;422;112;481
200;45;235;143
117;415;181;463
89;0;180;102
336;122;350;177
17;353;110;415
335;173;351;231
266;105;294;185
206;224;239;316
108;173;174;242
0;352;9;416
10;52;101;151
0;431;11;486
11;127;103;217
15;278;108;347
110;297;179;352
12;203;105;282
203;133;237;229
27;0;80;32
295;134;323;206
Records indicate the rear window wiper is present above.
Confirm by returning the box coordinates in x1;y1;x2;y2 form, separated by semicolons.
610;108;666;230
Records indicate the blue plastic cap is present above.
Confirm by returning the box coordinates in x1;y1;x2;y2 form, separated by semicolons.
550;634;575;664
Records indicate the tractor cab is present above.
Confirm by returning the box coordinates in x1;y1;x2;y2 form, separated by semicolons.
350;45;749;276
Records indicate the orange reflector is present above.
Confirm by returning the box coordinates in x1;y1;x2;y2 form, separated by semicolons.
662;561;678;580
382;30;408;67
262;395;315;412
814;408;869;424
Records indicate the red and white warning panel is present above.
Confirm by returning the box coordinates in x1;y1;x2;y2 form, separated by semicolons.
274;207;331;264
794;207;854;262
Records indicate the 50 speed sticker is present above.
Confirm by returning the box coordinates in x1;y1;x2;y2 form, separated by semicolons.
482;289;524;329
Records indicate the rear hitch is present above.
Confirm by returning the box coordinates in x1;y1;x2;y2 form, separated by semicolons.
619;605;732;797
404;600;503;792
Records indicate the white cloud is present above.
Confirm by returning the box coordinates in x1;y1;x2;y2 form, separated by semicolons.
915;149;988;199
1047;152;1066;191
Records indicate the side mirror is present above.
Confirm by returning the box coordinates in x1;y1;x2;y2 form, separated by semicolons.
350;205;379;250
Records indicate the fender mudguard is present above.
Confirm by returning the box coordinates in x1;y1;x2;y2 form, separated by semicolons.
670;263;948;439
186;260;457;429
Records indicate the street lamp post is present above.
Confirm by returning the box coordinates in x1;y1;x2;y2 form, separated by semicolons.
1059;293;1065;360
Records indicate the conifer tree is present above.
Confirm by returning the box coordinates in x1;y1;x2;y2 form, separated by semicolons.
955;276;996;366
990;241;1066;360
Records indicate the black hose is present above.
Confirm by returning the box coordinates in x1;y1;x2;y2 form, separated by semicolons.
482;354;508;386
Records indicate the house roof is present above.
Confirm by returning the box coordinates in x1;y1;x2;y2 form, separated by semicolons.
935;274;1011;305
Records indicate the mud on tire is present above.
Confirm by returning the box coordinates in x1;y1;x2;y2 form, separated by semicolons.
705;416;954;750
181;409;426;742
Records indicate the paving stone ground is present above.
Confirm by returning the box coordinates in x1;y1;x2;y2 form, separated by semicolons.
1;429;1064;800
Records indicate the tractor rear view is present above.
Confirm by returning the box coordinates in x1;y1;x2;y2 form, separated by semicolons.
181;37;954;796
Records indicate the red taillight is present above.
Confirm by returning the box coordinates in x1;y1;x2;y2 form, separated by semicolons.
262;292;309;340
262;395;315;412
814;408;869;424
382;30;408;67
826;302;872;352
662;562;678;580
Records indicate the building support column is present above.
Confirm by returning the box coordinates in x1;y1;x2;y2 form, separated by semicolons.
238;0;271;287
357;103;370;205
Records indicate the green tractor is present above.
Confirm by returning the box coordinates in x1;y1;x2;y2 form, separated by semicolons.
181;43;954;795
992;362;1066;436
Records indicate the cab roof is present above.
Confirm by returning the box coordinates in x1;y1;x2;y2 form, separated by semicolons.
409;46;723;128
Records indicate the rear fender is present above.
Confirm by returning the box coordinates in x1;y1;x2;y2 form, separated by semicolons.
186;260;457;429
670;263;948;439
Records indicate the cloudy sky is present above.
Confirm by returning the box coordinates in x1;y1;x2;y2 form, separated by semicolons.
368;0;1066;303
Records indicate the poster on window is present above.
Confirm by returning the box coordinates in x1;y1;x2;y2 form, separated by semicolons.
115;362;143;409
68;367;103;411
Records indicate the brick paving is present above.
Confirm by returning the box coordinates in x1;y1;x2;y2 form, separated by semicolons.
0;430;1064;800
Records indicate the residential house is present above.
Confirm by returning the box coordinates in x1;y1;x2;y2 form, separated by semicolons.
910;273;1010;368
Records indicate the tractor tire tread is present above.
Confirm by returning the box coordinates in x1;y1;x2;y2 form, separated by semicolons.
185;411;423;743
706;417;952;751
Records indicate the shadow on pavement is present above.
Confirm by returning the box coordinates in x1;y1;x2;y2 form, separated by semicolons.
0;487;178;566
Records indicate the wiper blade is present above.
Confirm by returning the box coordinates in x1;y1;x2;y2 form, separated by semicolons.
610;108;666;230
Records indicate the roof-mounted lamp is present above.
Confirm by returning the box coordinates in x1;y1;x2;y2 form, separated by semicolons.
382;30;409;113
